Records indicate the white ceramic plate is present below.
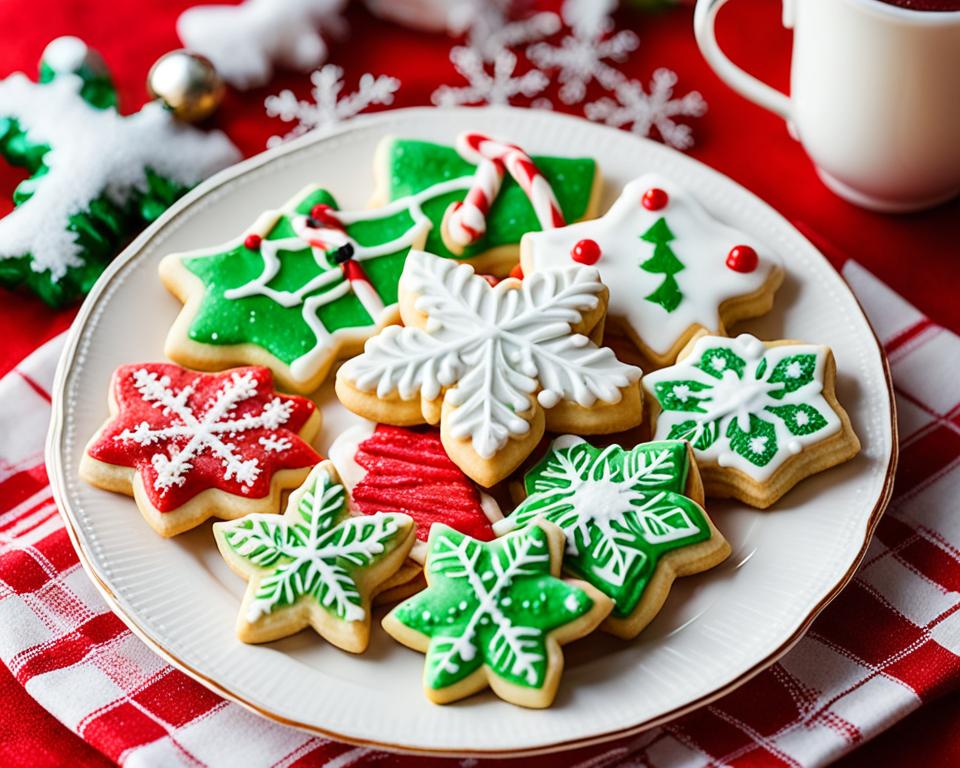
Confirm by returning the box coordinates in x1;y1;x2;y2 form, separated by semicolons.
47;107;895;757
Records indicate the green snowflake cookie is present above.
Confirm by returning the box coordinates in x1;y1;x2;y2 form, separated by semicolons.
161;185;432;393
496;436;729;638
644;333;859;506
214;461;415;649
0;37;237;306
382;522;612;707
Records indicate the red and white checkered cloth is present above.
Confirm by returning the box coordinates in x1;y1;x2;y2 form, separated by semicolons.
1;261;957;768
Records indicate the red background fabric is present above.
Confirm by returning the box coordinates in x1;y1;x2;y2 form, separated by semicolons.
0;0;956;764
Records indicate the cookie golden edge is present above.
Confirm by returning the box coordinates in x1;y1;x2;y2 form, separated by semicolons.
77;373;323;538
647;333;861;509
213;461;417;650
381;520;614;708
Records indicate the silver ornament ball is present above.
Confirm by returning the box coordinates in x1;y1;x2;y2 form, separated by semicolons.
147;50;225;123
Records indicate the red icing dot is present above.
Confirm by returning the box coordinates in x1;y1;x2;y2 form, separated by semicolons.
642;188;669;211
726;245;759;273
571;238;602;265
244;234;262;250
509;263;524;280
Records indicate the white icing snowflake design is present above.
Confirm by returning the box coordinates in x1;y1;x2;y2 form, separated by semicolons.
177;0;349;90
221;463;410;623
431;47;549;108
339;251;641;460
526;0;639;105
585;68;708;150
115;369;294;492
522;173;781;361
265;64;401;146
643;334;844;482
0;69;238;282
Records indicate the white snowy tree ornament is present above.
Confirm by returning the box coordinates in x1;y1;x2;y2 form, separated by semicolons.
0;36;239;306
177;0;349;90
264;64;401;146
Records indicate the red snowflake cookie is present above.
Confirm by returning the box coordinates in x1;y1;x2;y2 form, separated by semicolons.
81;363;322;536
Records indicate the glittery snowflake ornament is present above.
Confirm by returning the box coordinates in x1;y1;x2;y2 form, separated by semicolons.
215;461;416;647
644;333;861;508
432;47;549;108
0;37;239;306
496;436;729;638
336;250;643;487
382;521;612;707
80;363;322;537
265;64;401;146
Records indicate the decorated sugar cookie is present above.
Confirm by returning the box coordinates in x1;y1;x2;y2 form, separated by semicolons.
644;333;860;508
329;423;503;563
0;37;239;306
214;461;415;648
371;132;601;275
336;250;643;487
80;364;321;537
382;521;612;707
496;436;729;639
520;174;784;366
160;185;433;394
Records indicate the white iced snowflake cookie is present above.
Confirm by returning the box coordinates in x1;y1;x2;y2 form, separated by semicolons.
643;333;860;508
335;250;643;487
214;461;416;648
520;174;784;366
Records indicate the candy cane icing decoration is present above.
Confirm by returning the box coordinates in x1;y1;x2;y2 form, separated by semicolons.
443;132;566;251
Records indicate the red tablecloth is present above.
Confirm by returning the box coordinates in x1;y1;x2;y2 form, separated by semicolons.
0;1;957;765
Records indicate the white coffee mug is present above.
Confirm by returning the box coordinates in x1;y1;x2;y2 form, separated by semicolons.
694;0;960;212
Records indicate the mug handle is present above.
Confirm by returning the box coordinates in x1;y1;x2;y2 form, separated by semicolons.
693;0;794;123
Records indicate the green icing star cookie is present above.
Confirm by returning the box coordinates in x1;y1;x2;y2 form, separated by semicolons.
372;137;600;275
382;521;612;708
215;461;415;650
496;436;730;639
161;185;431;394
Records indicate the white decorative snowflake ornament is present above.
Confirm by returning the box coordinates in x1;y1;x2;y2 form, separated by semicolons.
432;47;549;108
336;250;643;487
265;64;401;146
527;0;639;105
585;68;708;149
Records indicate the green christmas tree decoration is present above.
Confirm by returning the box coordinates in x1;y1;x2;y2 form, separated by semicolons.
639;216;684;312
0;36;238;306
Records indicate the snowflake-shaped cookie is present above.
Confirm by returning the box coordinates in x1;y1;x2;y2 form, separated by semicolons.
496;436;729;638
80;364;321;536
215;461;415;648
521;173;784;366
644;333;861;508
328;423;502;564
382;521;611;707
336;250;642;487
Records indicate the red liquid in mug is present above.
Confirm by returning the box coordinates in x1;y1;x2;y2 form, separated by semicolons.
873;0;960;10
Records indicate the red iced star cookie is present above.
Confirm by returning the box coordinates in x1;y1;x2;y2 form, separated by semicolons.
80;363;322;537
329;423;502;563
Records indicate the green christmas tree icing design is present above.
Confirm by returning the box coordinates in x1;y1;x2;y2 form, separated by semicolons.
0;37;238;306
495;437;710;619
170;186;431;389
644;333;842;482
382;139;597;262
388;524;596;692
219;464;410;623
639;217;684;312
